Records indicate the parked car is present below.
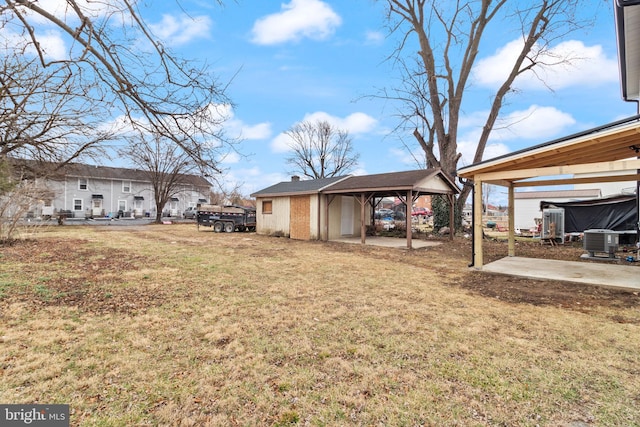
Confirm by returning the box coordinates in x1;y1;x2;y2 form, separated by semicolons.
412;207;431;216
375;208;395;220
183;206;197;219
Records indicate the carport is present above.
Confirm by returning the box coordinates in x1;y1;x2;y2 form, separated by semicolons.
321;169;460;249
458;116;640;271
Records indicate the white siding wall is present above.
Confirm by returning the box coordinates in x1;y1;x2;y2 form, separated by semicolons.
42;177;206;219
256;196;291;236
309;194;320;240
514;198;543;231
256;194;372;240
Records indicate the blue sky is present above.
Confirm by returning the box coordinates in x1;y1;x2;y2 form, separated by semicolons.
14;0;638;199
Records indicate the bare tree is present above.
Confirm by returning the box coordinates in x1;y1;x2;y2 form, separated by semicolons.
382;0;591;220
0;51;116;166
1;0;231;174
285;120;359;179
0;158;51;241
121;133;203;224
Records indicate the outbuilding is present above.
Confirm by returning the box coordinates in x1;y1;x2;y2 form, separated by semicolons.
251;169;460;248
251;175;350;240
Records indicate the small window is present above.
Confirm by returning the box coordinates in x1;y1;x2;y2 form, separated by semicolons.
78;178;88;190
262;200;273;214
118;200;127;212
122;181;131;193
73;199;83;211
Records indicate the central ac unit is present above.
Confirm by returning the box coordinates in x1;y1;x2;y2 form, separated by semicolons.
541;208;564;244
583;229;619;258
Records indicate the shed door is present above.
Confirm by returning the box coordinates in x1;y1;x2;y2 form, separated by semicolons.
290;195;311;240
341;196;354;235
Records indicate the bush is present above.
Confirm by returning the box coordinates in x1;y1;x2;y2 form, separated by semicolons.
432;195;462;233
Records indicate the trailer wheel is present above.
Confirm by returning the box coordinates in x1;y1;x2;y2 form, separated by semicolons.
213;221;224;233
224;222;235;233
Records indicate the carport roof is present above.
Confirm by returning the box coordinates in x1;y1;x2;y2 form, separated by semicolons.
251;169;460;198
323;168;460;196
457;115;640;186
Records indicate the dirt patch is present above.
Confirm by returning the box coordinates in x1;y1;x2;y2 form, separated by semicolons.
0;239;167;315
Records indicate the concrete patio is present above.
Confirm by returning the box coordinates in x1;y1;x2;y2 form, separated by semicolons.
332;236;442;249
481;256;640;291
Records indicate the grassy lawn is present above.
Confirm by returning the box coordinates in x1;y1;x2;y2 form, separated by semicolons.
1;224;639;426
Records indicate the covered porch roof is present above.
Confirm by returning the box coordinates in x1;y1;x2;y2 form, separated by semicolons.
457;116;640;269
458;115;640;187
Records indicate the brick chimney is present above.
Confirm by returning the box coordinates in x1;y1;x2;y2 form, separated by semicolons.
291;175;300;182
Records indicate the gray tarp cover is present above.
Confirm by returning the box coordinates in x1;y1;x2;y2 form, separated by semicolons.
540;194;637;232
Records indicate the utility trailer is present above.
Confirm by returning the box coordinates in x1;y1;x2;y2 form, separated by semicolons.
197;204;256;232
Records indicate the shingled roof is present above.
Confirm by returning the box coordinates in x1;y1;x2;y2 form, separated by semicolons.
10;158;211;188
251;169;460;197
251;175;351;197
251;169;460;198
323;169;460;196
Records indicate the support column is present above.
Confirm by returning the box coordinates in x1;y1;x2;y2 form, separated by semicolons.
508;184;515;257
473;179;484;268
324;194;331;241
406;189;413;249
316;193;322;240
448;193;455;241
360;194;366;245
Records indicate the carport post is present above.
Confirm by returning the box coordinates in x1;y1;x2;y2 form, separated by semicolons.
508;184;515;257
473;179;484;267
448;193;455;241
406;189;413;249
361;193;366;245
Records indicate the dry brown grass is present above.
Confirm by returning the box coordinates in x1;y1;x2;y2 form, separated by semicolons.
1;224;639;426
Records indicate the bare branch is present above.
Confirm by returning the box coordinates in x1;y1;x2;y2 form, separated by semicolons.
381;0;593;221
284;120;360;179
2;0;233;174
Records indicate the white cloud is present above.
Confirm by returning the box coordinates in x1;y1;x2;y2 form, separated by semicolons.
365;30;384;45
389;147;421;168
491;105;576;141
239;122;273;140
149;14;212;46
456;105;575;166
251;0;342;45
226;168;289;196
271;133;294;153
459;105;575;144
0;25;67;61
474;39;618;90
457;139;511;168
36;30;67;60
270;111;378;153
301;111;378;134
219;106;272;140
220;152;241;164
